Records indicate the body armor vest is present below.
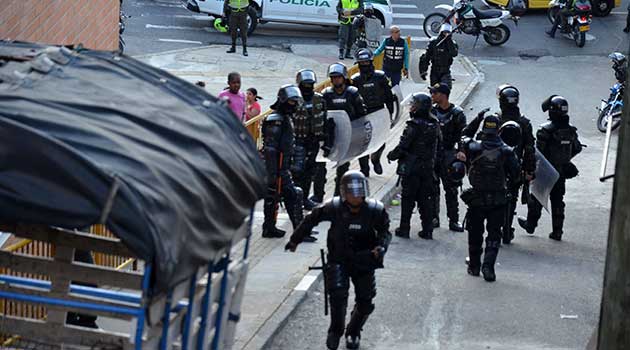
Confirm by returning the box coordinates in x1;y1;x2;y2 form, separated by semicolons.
434;104;464;150
263;112;294;169
545;125;578;167
292;93;326;140
352;71;387;113
468;143;507;192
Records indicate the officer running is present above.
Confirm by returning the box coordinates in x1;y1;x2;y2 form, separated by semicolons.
292;69;330;209
429;82;467;232
373;25;410;86
387;92;442;240
285;170;391;350
518;96;583;241
419;24;458;89
261;85;309;239
458;115;520;282
337;0;364;59
352;48;395;178
322;63;368;195
223;0;250;56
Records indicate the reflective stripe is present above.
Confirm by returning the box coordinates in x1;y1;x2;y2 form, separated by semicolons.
339;0;359;24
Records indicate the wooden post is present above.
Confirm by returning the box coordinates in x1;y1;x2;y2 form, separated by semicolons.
595;51;630;350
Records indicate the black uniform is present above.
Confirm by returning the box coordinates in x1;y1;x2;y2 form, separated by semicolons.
262;111;304;233
433;103;466;226
419;35;458;89
322;85;368;194
460;128;520;281
288;198;391;347
351;69;394;177
292;92;328;203
523;118;582;238
388;108;442;238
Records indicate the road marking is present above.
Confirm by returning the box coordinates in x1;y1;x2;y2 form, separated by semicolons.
393;13;425;19
135;1;184;8
158;38;204;44
294;275;318;291
391;4;418;8
396;24;423;30
610;11;627;15
146;24;206;31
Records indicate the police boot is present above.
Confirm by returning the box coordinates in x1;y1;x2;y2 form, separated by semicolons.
262;224;286;238
481;240;500;282
517;216;536;234
449;221;464;232
466;245;482;277
262;200;286;238
327;332;342;350
345;305;371;349
418;230;433;240
371;159;383;175
624;27;630;33
549;209;564;241
227;45;236;53
309;195;323;205
395;226;410;239
549;231;563;241
432;218;440;229
345;48;354;59
339;49;345;60
304;197;319;210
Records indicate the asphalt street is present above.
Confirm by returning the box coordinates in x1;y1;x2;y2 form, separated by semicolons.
123;0;628;57
267;55;618;349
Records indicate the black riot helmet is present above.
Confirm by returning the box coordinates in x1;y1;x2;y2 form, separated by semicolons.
273;84;303;114
542;95;569;121
328;63;348;79
447;160;467;183
481;114;501;136
364;3;374;16
409;92;433;119
339;170;369;203
497;84;520;108
355;48;375;75
296;69;317;98
498;121;522;147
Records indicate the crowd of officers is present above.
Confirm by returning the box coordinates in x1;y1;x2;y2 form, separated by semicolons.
260;43;582;349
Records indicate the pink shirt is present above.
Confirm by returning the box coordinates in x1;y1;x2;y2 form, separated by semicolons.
218;89;246;122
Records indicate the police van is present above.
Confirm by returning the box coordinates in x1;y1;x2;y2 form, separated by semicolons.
183;0;393;35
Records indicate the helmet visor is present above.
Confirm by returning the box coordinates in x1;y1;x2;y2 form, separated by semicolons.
284;85;303;104
297;70;317;85
342;178;369;198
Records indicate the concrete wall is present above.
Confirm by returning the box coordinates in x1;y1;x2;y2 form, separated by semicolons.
0;0;120;51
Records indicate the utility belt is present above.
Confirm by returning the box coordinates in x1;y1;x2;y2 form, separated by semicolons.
228;5;249;13
460;188;507;207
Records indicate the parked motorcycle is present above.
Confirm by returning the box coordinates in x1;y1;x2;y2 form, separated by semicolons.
423;0;521;46
597;82;624;132
547;0;592;48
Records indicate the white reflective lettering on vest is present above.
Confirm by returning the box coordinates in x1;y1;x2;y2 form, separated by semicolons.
363;82;375;87
349;224;362;230
333;98;347;104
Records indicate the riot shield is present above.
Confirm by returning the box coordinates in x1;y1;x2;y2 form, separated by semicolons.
530;149;560;211
317;110;353;163
318;109;391;165
364;17;382;50
390;84;404;127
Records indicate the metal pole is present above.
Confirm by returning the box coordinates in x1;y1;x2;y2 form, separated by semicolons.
596;51;630;350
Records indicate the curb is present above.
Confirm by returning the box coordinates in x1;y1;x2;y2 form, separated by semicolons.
242;55;484;350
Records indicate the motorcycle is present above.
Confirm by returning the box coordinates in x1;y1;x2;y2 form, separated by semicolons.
547;0;592;48
597;82;624;133
423;0;521;46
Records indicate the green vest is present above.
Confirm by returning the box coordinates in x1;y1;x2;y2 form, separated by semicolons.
339;0;359;24
229;0;249;11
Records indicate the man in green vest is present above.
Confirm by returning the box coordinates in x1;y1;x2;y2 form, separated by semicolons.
336;0;364;59
224;0;250;56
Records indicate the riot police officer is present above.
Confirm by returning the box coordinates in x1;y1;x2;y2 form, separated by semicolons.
322;63;368;195
387;92;442;240
292;69;330;209
352;48;395;177
429;83;466;232
285;171;391;350
261;85;307;239
458;115;520;282
419;24;458;89
518;96;582;241
462;85;536;244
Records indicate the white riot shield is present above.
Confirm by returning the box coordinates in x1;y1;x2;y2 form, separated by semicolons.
338;108;391;163
364;17;382;49
530;148;560;211
390;84;404;128
317;110;353;163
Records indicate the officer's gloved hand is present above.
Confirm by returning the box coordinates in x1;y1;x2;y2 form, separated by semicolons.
386;149;398;162
420;73;427;81
476;107;491;120
285;241;297;252
372;246;386;260
321;145;332;158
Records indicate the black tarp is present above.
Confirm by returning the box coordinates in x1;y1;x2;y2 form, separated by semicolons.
0;42;266;292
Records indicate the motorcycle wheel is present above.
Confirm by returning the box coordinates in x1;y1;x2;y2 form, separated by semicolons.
573;25;586;47
423;13;447;38
483;24;510;46
597;104;622;133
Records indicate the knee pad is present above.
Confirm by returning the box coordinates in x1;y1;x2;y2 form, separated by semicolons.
356;301;375;316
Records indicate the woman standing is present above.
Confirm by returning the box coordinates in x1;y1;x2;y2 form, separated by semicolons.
245;88;262;121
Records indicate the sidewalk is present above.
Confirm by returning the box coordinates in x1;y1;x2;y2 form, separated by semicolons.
136;45;482;350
